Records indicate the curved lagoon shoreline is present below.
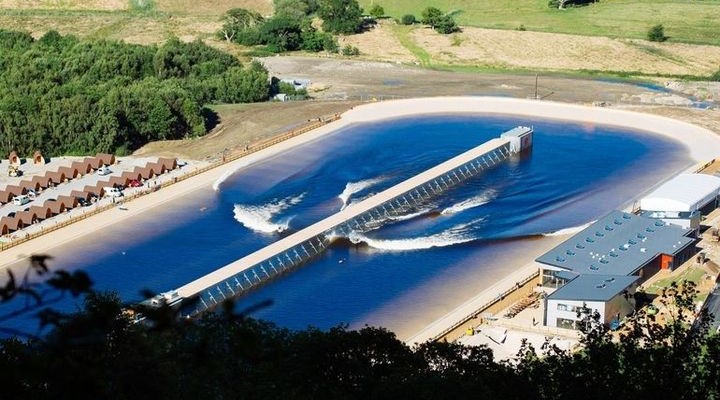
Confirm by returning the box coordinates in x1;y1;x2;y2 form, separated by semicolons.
2;97;719;340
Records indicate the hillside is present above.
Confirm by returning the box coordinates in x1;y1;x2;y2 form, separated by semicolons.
0;0;717;78
359;0;720;45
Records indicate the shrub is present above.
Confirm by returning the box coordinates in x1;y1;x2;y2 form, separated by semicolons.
434;15;459;34
400;14;416;25
647;24;668;42
421;7;443;27
711;68;720;81
368;4;384;18
322;34;339;52
341;44;360;56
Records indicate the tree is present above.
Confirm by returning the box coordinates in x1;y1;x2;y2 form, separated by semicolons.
318;0;363;34
434;15;459;34
259;16;304;52
368;4;384;19
274;0;310;20
1;258;720;398
648;24;668;42
217;8;264;42
400;14;416;25
0;29;270;156
420;7;458;34
421;6;444;27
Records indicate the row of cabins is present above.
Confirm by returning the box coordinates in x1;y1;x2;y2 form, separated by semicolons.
0;154;116;205
0;158;178;236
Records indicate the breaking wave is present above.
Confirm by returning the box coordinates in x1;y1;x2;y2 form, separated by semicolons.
347;218;484;251
339;177;385;210
233;193;306;233
440;189;497;215
213;168;239;191
543;221;594;237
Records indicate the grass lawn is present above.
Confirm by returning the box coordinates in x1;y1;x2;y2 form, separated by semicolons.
362;0;720;45
645;266;708;296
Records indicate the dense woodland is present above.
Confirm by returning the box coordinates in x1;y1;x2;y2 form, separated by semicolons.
0;30;269;157
0;260;719;399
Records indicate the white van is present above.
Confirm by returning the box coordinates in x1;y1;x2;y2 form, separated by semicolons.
106;187;123;198
12;194;30;206
97;166;111;176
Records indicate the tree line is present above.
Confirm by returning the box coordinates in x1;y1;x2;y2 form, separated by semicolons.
0;257;718;399
0;30;270;157
218;0;364;53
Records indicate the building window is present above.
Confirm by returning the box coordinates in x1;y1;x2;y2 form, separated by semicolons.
557;303;569;311
556;318;576;330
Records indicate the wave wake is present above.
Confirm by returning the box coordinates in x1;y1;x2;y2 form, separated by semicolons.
348;218;485;251
339;178;384;210
213;168;240;191
543;221;594;237
440;189;497;215
233;193;306;233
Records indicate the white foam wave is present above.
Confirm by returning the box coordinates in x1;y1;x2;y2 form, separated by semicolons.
348;218;484;251
233;193;305;233
339;178;384;210
441;189;497;215
387;207;433;222
213;167;240;191
544;221;595;237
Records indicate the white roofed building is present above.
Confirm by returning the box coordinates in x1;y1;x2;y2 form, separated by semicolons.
640;173;720;230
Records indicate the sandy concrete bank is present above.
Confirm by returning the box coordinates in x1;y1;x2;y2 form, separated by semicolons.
343;97;720;162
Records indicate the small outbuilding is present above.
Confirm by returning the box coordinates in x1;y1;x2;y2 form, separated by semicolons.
46;171;66;185
30;175;52;190
84;156;103;169
640;173;720;229
57;195;79;209
5;185;26;197
29;205;53;221
96;153;116;166
32;151;45;165
0;216;23;234
0;190;13;204
8;151;20;166
70;190;93;201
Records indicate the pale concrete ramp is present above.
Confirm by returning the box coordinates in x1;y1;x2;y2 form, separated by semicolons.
149;127;532;315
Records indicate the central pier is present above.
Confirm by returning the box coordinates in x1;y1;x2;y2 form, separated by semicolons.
149;127;533;315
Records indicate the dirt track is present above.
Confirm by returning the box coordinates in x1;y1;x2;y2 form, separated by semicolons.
136;56;720;160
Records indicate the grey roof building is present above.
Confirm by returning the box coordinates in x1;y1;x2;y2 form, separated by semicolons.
536;210;695;276
547;274;640;302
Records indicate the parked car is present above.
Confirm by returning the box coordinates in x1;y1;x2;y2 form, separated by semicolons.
12;194;30;206
75;197;89;207
97;166;111;176
128;179;142;188
27;189;37;200
105;187;123;198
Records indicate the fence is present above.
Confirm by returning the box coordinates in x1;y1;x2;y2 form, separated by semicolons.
0;113;342;252
430;270;540;342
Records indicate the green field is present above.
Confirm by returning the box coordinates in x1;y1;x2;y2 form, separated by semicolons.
360;0;720;45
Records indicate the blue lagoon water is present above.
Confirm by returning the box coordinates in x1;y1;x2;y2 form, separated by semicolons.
0;114;691;337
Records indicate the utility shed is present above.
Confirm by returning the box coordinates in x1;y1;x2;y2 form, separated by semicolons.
641;173;720;214
545;274;639;329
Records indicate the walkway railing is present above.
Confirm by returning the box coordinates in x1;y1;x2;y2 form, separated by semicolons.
429;270;540;342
